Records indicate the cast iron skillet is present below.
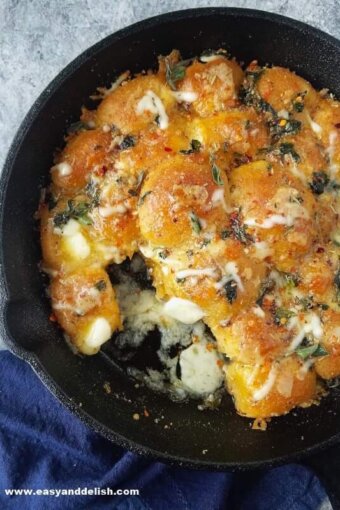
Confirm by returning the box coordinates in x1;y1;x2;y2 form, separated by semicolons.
1;7;340;507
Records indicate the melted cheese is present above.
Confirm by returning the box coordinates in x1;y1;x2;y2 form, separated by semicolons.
287;312;323;353
327;131;339;177
136;90;169;129
51;161;72;177
215;261;244;292
245;214;289;229
98;204;127;217
200;54;224;63
252;364;278;401
163;297;205;324
211;188;232;212
252;306;265;318
83;317;112;349
175;267;217;280
308;115;323;135
64;233;91;260
171;90;198;103
253;241;273;260
179;342;223;394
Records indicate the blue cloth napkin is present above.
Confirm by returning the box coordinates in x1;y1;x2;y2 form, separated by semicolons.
0;351;330;510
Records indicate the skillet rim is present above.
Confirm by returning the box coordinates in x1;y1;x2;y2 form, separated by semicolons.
1;6;340;471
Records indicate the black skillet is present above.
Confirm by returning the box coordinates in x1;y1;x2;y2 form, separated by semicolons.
1;7;340;508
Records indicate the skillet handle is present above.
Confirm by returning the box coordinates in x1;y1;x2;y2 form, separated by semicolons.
303;445;340;510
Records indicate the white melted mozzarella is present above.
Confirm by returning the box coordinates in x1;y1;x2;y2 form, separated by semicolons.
327;131;339;177
84;318;112;349
252;364;278;401
179;342;224;394
175;267;217;280
245;214;289;229
253;241;273;260
211;188;232;212
171;90;198;103
56;219;91;260
286;312;323;353
200;54;223;63
308;117;323;135
215;261;244;292
59;218;80;236
136;90;169;129
252;306;265;318
64;233;91;260
163;297;205;324
98;204;127;217
51;161;72;177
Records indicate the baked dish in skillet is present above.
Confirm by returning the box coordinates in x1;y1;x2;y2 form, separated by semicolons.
38;50;340;421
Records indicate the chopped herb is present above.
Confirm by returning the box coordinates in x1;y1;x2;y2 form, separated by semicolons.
296;343;328;359
180;139;202;154
279;142;301;162
138;191;152;206
119;135;137;150
221;229;231;240
256;278;275;306
85;180;100;207
309;171;330;195
335;269;340;301
239;85;271;113
228;211;253;245
233;152;252;167
269;117;301;141
292;91;307;113
165;58;190;90
94;280;107;291
158;249;169;259
295;295;314;311
319;303;329;310
211;159;224;186
189;212;202;234
128;171;145;196
283;272;300;288
224;280;238;304
53;200;93;227
328;180;340;192
274;307;296;325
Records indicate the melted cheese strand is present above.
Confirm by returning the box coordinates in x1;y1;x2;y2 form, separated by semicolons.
136;90;169;129
252;364;278;402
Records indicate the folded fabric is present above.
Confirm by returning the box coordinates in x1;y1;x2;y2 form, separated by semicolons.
0;351;330;510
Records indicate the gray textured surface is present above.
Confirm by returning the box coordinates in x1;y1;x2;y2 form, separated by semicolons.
0;3;336;506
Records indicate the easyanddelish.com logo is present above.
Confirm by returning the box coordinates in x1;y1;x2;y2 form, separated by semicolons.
3;488;139;497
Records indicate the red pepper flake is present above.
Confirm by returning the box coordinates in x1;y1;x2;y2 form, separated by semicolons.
216;359;224;368
316;246;325;253
164;146;172;152
144;408;150;417
95;165;108;177
49;313;57;322
335;123;340;129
